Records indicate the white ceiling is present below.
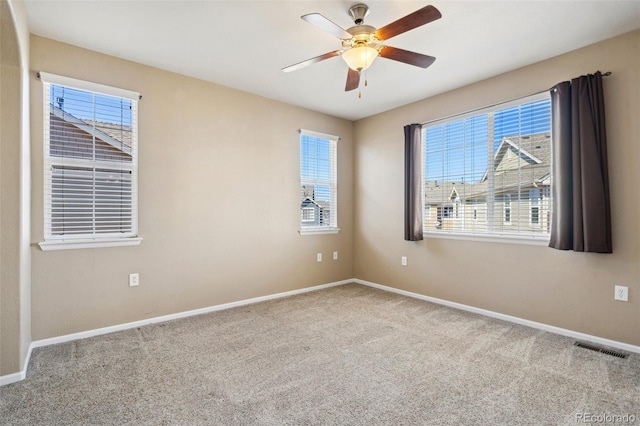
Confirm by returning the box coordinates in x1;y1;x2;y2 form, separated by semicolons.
25;1;640;121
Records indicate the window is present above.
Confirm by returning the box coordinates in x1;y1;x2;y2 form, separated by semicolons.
504;194;512;225
301;207;315;223
422;93;552;241
529;188;540;227
299;129;339;234
39;73;141;250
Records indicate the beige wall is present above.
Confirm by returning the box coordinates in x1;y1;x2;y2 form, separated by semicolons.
1;0;30;378
30;36;354;340
354;30;640;345
17;29;640;357
1;0;22;375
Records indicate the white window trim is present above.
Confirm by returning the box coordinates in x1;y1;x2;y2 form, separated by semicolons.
299;129;340;235
39;72;141;250
39;237;143;251
426;231;550;246
299;227;341;236
421;92;551;246
38;72;139;101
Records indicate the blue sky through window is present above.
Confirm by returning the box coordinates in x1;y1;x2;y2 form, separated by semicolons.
424;98;551;183
300;135;331;202
50;85;133;127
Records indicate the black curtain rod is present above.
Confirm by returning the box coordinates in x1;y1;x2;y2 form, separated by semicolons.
548;71;611;93
421;71;612;126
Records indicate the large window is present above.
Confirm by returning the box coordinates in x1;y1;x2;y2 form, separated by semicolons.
39;73;140;249
299;129;339;234
422;93;551;240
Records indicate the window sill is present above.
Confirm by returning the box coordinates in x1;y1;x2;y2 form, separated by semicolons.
39;237;143;251
424;231;549;246
299;227;340;236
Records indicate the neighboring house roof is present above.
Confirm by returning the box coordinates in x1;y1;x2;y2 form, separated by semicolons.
425;133;551;204
301;197;329;210
51;104;132;156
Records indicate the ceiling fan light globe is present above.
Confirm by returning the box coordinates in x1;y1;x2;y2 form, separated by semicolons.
342;46;378;71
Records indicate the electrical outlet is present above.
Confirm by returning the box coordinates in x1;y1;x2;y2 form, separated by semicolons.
401;256;408;266
129;273;139;287
333;251;338;260
317;253;322;262
614;285;628;302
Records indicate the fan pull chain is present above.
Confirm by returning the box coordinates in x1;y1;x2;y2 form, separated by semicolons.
359;69;370;98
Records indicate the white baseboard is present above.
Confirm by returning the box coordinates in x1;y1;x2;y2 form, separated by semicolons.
30;279;352;349
354;278;640;355
0;370;25;386
0;343;33;386
3;277;638;387
0;279;350;386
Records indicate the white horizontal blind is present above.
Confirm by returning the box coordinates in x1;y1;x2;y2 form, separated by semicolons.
422;93;551;239
42;76;138;240
299;130;338;230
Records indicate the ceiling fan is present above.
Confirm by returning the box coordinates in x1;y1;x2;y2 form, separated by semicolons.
282;4;442;94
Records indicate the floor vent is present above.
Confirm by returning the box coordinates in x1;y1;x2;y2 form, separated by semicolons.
574;342;628;359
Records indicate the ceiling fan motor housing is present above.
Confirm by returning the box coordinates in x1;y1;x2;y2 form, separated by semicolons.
283;3;441;91
349;4;370;25
343;25;377;48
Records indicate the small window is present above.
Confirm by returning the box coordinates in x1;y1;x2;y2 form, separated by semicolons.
504;194;512;225
530;189;541;227
39;73;140;250
299;129;339;234
301;207;315;223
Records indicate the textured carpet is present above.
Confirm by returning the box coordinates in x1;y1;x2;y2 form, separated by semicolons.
1;283;639;425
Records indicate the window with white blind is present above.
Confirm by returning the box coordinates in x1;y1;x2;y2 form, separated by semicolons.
299;129;339;235
422;92;552;241
39;73;141;250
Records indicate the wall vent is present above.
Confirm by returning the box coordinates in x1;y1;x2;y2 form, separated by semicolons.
574;341;628;359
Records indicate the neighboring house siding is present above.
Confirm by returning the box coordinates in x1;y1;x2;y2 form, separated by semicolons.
48;110;133;236
300;197;329;227
424;190;551;234
50;114;131;162
424;133;551;236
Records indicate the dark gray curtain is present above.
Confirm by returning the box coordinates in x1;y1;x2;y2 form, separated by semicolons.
549;71;612;252
404;123;423;241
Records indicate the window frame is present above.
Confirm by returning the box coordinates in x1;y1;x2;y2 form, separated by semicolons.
298;129;339;235
504;194;512;226
38;72;142;251
421;92;552;245
529;189;541;228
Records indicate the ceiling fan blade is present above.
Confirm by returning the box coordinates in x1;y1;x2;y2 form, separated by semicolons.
378;46;436;69
302;13;352;39
345;68;360;91
375;5;442;41
282;50;341;73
